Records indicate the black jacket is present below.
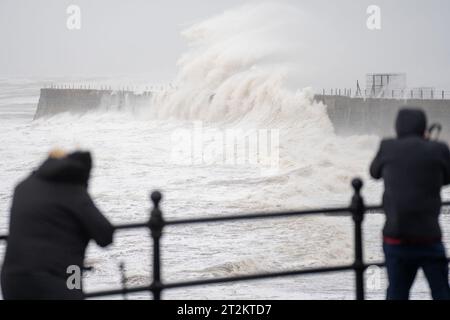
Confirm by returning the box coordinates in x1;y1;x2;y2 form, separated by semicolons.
1;153;114;299
370;109;450;239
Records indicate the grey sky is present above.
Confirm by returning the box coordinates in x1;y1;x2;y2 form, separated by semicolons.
1;0;449;89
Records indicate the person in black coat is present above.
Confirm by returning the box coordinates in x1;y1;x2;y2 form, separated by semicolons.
370;108;450;300
1;150;114;300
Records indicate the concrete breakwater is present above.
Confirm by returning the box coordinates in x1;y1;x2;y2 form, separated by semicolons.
316;95;450;139
34;88;153;119
34;89;450;139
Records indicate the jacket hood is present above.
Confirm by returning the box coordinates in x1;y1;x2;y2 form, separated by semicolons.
35;152;92;187
395;108;427;138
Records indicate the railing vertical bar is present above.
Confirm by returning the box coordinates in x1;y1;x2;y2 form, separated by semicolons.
149;191;164;300
351;178;366;301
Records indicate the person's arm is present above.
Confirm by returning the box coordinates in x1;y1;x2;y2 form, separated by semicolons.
73;190;114;247
370;141;385;180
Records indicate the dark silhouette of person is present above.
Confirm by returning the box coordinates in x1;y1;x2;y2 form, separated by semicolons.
370;108;450;300
1;150;114;300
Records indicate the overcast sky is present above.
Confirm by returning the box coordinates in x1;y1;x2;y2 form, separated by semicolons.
1;0;449;89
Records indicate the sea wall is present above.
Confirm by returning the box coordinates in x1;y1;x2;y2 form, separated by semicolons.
315;95;450;140
34;89;153;119
34;89;450;140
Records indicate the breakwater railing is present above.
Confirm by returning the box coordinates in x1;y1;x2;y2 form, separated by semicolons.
322;89;450;100
1;178;450;300
42;84;177;93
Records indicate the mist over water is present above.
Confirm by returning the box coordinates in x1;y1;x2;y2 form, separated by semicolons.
1;2;449;300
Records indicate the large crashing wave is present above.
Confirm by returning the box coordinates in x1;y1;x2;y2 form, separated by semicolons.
143;2;379;206
148;3;328;126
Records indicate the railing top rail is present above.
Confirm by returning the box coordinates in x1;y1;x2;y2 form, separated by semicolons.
164;206;352;226
113;204;387;230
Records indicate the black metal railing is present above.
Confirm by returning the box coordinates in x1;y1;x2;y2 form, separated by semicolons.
1;178;450;300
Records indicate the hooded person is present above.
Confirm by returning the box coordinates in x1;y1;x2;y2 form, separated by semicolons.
370;108;450;300
1;150;114;300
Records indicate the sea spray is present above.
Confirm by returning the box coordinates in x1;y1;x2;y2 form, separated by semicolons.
147;2;323;124
142;2;380;207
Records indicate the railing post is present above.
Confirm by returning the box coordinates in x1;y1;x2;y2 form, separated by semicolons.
149;191;164;300
350;178;366;301
119;262;128;300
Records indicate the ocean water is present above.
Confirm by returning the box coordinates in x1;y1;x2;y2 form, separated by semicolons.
1;3;449;300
